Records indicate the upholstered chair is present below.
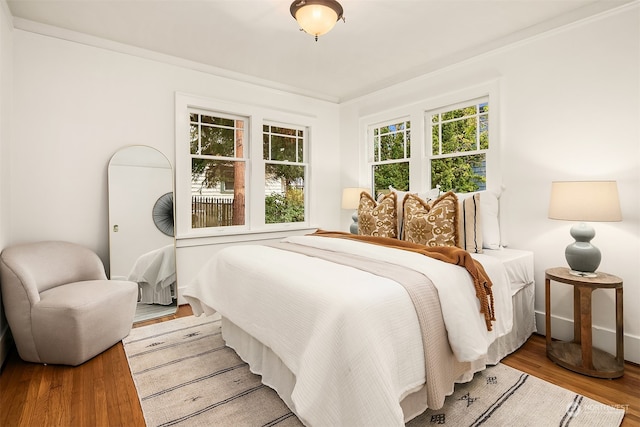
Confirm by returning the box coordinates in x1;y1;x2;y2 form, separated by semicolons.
0;241;138;366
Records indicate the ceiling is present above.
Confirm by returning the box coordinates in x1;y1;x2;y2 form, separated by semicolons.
6;0;632;102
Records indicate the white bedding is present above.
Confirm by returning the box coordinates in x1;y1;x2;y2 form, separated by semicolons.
282;235;513;360
222;281;536;424
473;248;534;294
128;244;176;305
184;235;514;427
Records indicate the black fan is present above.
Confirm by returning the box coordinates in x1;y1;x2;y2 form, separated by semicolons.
152;192;174;237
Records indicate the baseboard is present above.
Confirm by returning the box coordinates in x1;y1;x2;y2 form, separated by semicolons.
0;325;14;370
535;310;639;365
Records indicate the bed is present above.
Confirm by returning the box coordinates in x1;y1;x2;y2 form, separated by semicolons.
183;232;535;426
128;244;176;305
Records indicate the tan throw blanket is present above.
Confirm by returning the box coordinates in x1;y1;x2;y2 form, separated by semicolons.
269;241;470;410
312;229;496;331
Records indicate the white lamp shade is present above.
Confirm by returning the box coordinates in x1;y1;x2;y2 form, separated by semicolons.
548;181;622;222
342;187;369;210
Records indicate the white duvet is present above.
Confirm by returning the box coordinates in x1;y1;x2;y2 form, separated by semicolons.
184;235;512;426
128;244;176;290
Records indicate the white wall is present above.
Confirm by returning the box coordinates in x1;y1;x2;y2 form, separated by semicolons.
8;26;340;298
0;0;14;367
340;4;639;363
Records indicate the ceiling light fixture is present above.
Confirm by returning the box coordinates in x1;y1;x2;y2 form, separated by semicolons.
290;0;345;41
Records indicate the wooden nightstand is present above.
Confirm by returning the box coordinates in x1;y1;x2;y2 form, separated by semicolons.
545;267;624;378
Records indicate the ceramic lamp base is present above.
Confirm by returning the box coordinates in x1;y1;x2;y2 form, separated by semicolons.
349;211;359;234
565;222;601;274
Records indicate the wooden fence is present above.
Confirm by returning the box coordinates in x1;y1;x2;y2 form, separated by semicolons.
192;196;234;228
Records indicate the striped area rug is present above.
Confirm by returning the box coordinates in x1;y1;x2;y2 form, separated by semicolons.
409;365;625;427
123;315;625;427
123;314;301;427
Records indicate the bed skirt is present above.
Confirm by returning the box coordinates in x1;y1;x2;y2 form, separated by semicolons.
139;281;176;305
221;281;536;425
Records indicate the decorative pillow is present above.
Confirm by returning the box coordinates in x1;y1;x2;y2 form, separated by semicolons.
478;190;501;249
383;186;441;236
358;192;397;238
402;192;458;247
457;192;483;253
456;190;502;250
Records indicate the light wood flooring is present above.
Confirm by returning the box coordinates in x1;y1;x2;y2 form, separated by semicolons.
1;305;638;427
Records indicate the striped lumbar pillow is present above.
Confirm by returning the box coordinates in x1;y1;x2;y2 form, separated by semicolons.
457;192;483;253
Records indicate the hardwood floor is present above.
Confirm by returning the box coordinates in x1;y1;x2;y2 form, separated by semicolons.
1;305;639;427
501;337;640;426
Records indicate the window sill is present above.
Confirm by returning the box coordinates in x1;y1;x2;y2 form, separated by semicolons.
175;225;319;248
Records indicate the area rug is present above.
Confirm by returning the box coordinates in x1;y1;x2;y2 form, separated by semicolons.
123;315;625;427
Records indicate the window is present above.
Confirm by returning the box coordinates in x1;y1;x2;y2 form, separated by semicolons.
362;83;498;200
176;93;316;239
189;111;247;229
429;98;489;193
369;120;411;196
263;124;307;224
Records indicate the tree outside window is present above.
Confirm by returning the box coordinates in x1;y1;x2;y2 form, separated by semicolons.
368;98;489;197
190;112;246;228
429;100;488;193
263;124;307;224
370;120;411;197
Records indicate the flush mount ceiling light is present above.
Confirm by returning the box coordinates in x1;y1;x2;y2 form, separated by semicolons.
290;0;345;41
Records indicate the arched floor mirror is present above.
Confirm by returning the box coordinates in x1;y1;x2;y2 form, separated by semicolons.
108;146;177;323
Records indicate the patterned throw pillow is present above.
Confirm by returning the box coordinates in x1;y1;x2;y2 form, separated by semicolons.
384;186;441;237
358;192;398;238
402;192;458;247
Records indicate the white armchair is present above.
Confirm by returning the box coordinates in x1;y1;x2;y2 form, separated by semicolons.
0;241;138;366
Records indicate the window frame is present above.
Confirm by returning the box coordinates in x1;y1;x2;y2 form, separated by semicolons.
263;121;309;225
359;80;501;196
368;118;412;196
427;96;490;192
189;108;249;229
175;93;315;241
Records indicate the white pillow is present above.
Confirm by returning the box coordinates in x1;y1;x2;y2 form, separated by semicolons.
456;190;502;250
479;190;502;249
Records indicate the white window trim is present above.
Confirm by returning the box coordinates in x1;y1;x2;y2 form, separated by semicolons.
358;80;502;194
368;117;412;194
263;120;310;226
428;96;489;159
175;92;316;241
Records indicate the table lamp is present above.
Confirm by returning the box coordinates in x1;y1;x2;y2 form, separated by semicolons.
548;181;622;277
342;187;369;234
